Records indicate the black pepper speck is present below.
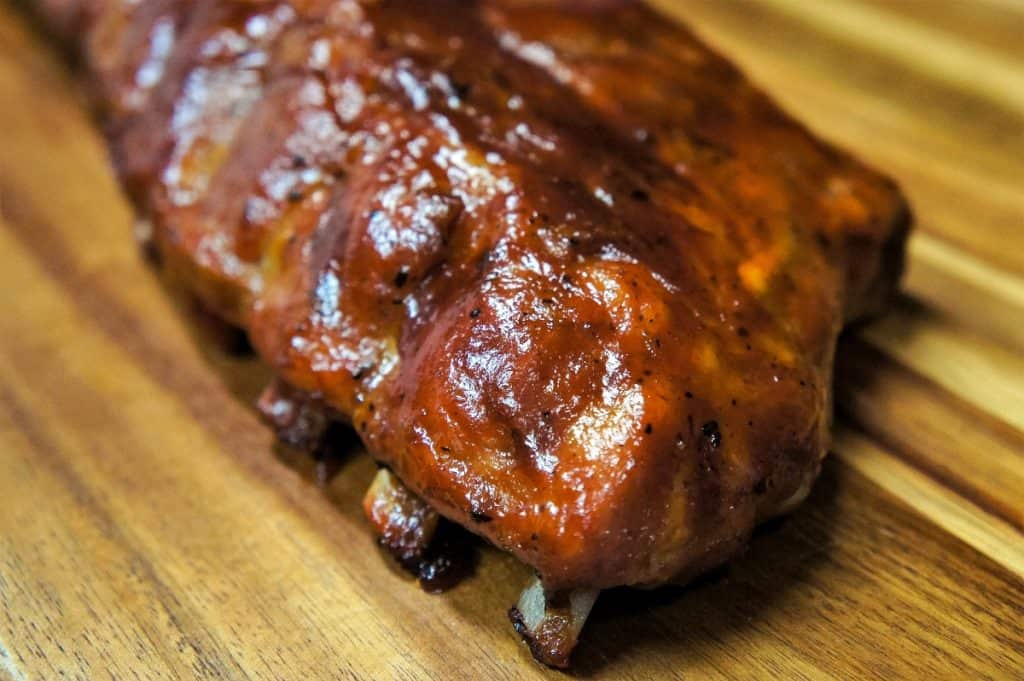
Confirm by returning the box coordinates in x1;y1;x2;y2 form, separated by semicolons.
701;420;722;448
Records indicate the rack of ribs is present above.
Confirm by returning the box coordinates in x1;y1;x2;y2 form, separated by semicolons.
34;0;910;667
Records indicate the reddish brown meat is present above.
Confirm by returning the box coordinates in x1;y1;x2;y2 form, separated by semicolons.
38;0;909;653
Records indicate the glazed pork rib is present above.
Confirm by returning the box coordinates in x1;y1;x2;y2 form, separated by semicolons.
37;0;910;666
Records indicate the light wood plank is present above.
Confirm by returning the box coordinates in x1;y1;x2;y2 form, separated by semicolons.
836;337;1024;531
834;424;1024;578
904;233;1024;352
860;302;1024;433
754;0;1024;112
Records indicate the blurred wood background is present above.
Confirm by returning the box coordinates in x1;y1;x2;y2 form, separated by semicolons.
0;0;1021;678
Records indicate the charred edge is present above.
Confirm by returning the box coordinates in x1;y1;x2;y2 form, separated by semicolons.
415;520;476;593
508;607;572;669
364;469;475;592
508;580;597;668
377;518;475;593
257;379;336;452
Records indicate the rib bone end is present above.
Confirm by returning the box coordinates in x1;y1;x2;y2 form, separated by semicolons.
362;468;439;567
509;577;599;668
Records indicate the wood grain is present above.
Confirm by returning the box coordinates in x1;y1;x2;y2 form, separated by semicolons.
1;1;1022;678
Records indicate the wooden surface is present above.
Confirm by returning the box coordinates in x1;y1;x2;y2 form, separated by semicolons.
1;0;1022;678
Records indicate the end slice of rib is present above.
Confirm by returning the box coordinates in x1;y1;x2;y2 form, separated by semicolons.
363;467;440;567
509;577;599;667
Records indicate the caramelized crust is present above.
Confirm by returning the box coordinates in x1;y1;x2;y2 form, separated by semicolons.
41;0;909;590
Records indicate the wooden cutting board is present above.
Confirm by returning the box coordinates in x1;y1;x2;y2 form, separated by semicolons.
1;0;1021;678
